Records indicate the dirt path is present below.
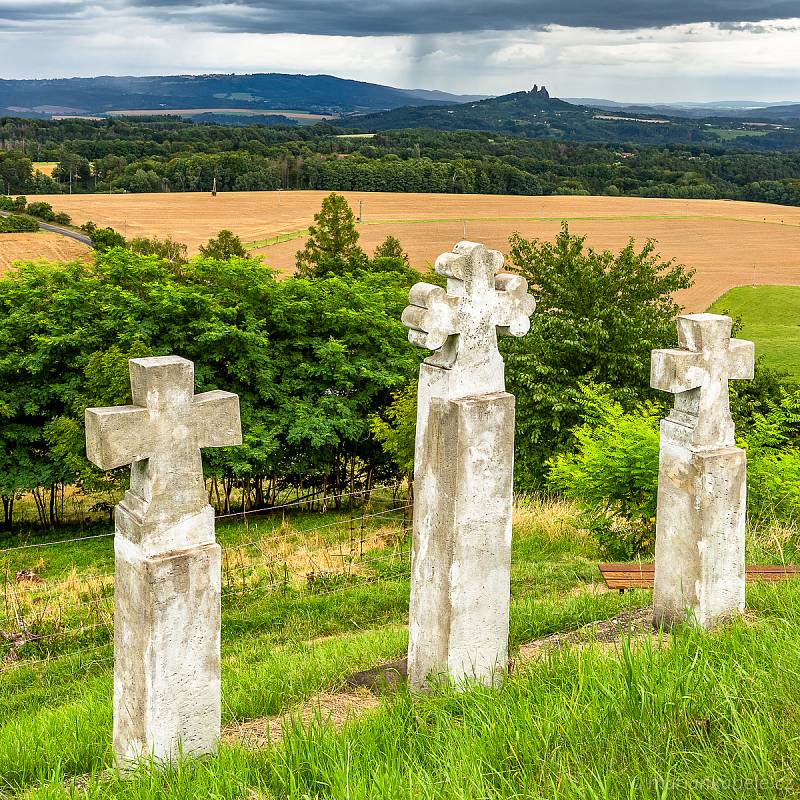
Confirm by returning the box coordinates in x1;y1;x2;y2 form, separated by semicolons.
222;606;658;749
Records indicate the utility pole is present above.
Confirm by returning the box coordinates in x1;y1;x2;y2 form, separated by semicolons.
463;219;467;239
358;199;363;222
212;177;217;197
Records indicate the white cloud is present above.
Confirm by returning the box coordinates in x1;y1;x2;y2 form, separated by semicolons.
0;15;798;101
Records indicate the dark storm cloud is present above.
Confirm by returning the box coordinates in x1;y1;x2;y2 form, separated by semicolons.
119;0;800;35
3;0;798;35
0;1;86;22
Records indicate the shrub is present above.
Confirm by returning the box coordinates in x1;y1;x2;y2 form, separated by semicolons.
129;235;188;263
548;384;800;556
547;385;661;558
89;226;126;252
0;195;27;213
0;214;40;233
53;212;72;226
25;201;56;222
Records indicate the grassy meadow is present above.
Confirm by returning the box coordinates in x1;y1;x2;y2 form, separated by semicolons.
2;496;800;798
709;285;800;377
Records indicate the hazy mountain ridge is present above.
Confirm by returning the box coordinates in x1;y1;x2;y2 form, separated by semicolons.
566;97;800;120
0;73;486;117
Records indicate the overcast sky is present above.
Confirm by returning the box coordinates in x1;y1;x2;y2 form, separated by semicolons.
1;1;799;101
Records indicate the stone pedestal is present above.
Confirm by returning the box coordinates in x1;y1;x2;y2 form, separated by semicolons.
653;429;746;630
85;355;241;767
113;506;221;766
650;314;753;631
401;241;534;691
408;390;515;690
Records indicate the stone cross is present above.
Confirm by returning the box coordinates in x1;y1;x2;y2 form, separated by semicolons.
650;314;754;630
402;241;535;393
85;355;242;767
403;241;535;690
651;313;754;449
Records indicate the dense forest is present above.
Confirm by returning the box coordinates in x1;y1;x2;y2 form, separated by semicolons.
1;116;800;205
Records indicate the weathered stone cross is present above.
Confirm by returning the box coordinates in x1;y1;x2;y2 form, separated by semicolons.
85;355;241;766
651;313;754;448
402;241;535;691
402;241;535;392
86;355;241;537
650;313;754;631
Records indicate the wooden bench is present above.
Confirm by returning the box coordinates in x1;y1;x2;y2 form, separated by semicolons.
599;563;800;592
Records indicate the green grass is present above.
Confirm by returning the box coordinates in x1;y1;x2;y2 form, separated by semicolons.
707;128;769;140
3;500;800;797
709;285;800;377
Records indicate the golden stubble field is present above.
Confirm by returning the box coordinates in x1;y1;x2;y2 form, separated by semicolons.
31;191;800;311
0;232;91;274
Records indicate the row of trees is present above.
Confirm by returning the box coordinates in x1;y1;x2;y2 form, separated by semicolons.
1;119;799;205
4;191;745;536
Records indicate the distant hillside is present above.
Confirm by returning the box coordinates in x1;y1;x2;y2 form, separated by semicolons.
346;85;579;132
345;85;800;148
0;73;485;117
566;97;800;121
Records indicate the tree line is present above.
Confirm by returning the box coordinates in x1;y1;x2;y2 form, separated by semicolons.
1;118;799;206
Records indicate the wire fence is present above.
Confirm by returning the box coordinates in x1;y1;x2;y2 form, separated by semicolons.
1;485;413;672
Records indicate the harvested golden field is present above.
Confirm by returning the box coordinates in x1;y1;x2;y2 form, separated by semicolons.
0;231;91;273
32;161;58;177
31;191;800;311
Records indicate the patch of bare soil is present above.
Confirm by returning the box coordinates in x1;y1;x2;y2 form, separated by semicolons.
516;607;660;662
222;690;380;748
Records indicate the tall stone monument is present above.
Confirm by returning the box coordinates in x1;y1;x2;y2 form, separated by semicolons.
402;241;536;690
651;314;754;629
85;356;242;766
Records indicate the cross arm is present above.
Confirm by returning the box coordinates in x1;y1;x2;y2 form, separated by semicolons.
728;339;755;381
85;405;151;471
494;273;536;338
192;391;242;450
401;282;458;351
650;348;705;395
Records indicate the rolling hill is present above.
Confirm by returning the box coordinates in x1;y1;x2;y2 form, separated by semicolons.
344;85;800;148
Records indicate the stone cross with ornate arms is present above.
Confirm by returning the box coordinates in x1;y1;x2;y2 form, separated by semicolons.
650;313;754;630
402;241;535;392
85;355;241;767
402;241;536;691
651;313;754;448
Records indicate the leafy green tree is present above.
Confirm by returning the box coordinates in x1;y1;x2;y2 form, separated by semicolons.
374;235;409;265
0;152;32;195
502;223;694;486
199;229;247;260
0;248;415;527
370;380;418;480
296;193;367;278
